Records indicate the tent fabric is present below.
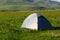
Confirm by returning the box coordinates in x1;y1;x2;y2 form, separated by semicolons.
38;16;52;30
22;13;52;30
22;13;38;30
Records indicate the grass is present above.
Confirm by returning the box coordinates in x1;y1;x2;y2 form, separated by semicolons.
0;10;60;40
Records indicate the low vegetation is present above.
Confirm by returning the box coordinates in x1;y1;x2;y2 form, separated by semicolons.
0;10;60;40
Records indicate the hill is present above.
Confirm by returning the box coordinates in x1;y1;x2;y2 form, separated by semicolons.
0;0;60;11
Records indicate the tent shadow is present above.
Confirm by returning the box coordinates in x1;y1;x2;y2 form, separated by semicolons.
38;26;60;31
52;27;60;30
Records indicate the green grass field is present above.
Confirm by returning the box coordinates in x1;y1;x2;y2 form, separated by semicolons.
0;10;60;40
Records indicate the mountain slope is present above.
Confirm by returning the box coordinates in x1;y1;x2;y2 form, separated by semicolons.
0;0;60;11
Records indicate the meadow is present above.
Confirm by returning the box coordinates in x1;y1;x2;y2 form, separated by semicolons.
0;10;60;40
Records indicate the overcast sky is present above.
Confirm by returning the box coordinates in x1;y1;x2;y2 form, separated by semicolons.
51;0;60;2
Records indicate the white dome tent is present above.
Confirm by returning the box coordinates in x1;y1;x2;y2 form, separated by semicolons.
21;13;52;30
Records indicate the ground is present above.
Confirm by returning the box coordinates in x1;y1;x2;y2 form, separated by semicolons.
0;10;60;40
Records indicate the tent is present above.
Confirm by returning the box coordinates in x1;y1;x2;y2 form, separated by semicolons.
21;13;52;30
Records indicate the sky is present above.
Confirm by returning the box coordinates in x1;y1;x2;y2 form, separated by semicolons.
51;0;60;2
